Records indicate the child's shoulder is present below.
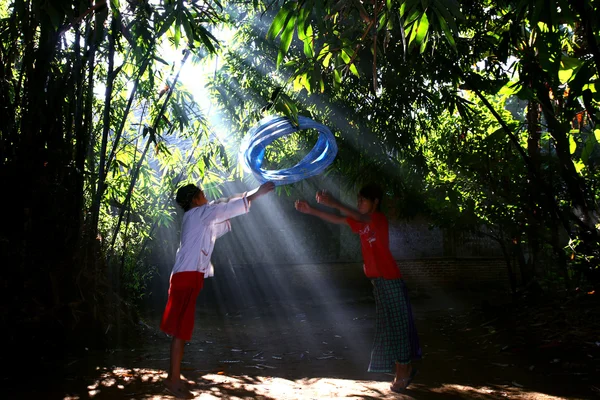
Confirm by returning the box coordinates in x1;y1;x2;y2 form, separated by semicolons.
184;204;210;219
371;211;389;223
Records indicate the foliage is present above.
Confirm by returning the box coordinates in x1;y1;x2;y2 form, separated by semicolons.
262;0;600;290
0;0;237;353
2;0;600;357
202;0;600;291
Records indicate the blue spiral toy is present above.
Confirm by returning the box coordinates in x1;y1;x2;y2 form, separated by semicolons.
240;115;338;186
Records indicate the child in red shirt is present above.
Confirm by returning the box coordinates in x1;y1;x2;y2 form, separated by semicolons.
295;183;421;393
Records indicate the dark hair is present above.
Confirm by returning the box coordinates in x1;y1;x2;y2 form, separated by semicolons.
359;183;383;211
176;184;200;211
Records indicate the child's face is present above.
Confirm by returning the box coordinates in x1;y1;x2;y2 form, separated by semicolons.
357;195;378;214
191;189;207;207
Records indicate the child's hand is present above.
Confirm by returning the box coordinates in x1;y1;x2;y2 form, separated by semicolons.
295;200;312;214
316;190;336;207
247;181;275;203
258;181;276;196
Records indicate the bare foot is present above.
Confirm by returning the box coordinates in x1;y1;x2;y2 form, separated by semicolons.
390;367;418;393
164;379;195;399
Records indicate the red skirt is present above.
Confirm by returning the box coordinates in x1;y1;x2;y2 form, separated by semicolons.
160;271;204;341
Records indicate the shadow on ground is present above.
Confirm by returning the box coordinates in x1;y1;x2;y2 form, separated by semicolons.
7;283;597;400
2;267;600;400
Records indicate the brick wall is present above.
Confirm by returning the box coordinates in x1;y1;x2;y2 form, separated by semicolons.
151;179;508;297
398;257;508;290
189;258;509;310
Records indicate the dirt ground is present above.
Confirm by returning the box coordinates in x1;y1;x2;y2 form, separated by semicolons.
9;287;599;400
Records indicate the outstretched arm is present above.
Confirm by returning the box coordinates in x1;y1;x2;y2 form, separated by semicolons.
295;200;348;225
211;182;275;223
315;190;369;222
216;182;276;204
247;181;275;203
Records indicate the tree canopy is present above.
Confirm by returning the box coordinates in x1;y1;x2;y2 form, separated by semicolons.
254;0;600;291
1;0;599;355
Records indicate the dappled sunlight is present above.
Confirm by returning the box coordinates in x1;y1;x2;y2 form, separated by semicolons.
61;366;573;400
54;280;593;400
420;383;571;400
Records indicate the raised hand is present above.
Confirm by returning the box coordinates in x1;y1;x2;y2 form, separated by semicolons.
258;181;276;195
247;181;275;203
294;200;312;214
316;190;337;207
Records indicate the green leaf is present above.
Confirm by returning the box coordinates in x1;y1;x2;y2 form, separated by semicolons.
154;55;170;66
322;52;333;68
582;83;597;93
581;134;595;164
293;75;305;91
181;11;194;45
157;12;176;37
334;68;342;84
420;33;428;53
340;48;352;63
173;23;181;48
485;128;508;144
197;26;218;54
404;7;421;26
569;134;576;155
297;7;310;40
498;81;519;96
433;8;455;48
277;15;296;68
399;1;407;17
414;12;429;46
303;25;314;58
400;0;419;18
559;56;584;84
267;6;292;40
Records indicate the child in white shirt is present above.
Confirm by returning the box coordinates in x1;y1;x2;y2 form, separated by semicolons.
161;181;274;398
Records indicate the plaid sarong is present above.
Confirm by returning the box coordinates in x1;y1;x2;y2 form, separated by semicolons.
368;278;422;373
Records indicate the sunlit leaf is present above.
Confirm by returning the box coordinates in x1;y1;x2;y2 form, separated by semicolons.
559;56;584;84
303;25;314;58
277;15;296;67
322;52;333;68
414;12;429;46
266;6;292;39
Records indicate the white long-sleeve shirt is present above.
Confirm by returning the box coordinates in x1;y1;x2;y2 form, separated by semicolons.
171;195;249;277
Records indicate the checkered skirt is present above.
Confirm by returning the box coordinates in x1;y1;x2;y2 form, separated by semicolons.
368;278;422;373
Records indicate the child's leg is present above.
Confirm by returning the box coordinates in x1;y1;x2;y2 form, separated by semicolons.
394;361;411;382
165;338;193;398
391;361;418;392
160;272;204;398
167;337;186;381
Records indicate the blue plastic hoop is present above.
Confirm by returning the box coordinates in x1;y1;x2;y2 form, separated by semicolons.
240;115;338;186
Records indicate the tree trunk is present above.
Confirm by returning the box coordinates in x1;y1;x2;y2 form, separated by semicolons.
499;241;518;295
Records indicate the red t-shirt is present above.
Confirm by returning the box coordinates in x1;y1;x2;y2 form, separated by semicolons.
347;212;402;279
